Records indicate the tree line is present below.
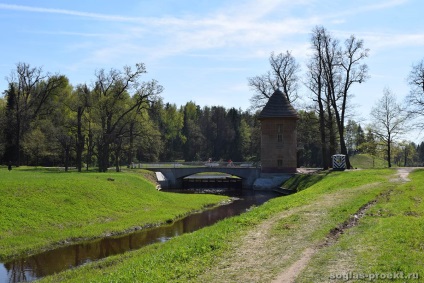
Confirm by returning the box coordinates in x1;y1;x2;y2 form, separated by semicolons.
1;25;424;171
0;62;262;171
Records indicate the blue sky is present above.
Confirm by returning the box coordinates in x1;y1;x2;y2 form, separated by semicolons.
0;0;423;140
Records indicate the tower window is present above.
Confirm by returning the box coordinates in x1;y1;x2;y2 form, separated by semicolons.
277;159;283;167
277;124;283;142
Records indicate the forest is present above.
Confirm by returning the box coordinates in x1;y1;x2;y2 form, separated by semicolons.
1;26;424;171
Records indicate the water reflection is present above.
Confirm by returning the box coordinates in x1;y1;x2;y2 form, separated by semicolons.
1;190;279;283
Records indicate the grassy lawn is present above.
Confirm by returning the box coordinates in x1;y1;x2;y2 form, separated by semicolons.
350;154;388;169
39;168;418;283
0;168;228;261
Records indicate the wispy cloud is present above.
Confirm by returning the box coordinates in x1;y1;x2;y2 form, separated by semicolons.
362;32;424;51
0;1;315;55
2;0;416;70
0;3;187;26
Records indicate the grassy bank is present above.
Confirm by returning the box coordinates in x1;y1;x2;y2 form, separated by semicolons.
0;168;228;260
40;169;406;282
350;154;388;169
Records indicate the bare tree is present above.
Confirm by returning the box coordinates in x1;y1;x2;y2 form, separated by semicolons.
306;26;369;169
306;26;329;169
370;89;408;168
248;51;300;109
333;34;369;168
406;58;424;127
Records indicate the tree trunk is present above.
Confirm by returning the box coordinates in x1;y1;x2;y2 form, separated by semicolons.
115;150;120;172
326;100;337;162
339;132;351;168
86;125;93;171
75;106;84;172
317;98;328;169
98;138;110;172
64;145;70;172
16;116;21;166
332;104;352;169
127;122;134;167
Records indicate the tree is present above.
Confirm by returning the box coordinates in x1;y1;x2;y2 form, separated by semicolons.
394;141;417;167
159;103;185;161
248;51;300;109
0;97;6;162
319;27;369;168
3;63;68;165
306;26;333;169
306;26;369;169
370;89;408;167
132;109;163;162
355;124;366;153
333;34;369;167
68;84;92;172
182;102;205;161
417;142;424;165
297;110;322;167
238;118;252;161
345;120;365;155
92;63;163;172
406;58;424;127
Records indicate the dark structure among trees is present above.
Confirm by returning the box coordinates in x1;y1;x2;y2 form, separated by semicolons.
258;89;298;173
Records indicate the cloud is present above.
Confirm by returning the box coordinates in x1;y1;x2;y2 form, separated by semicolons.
361;32;424;51
4;0;416;72
0;1;317;52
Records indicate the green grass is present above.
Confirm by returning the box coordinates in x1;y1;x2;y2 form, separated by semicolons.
40;169;396;282
350;153;388;169
0;168;228;260
298;169;424;282
281;170;331;192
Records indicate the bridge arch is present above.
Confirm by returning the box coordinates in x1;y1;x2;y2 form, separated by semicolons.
146;166;261;189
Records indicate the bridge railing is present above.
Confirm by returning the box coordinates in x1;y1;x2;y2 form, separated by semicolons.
130;161;260;169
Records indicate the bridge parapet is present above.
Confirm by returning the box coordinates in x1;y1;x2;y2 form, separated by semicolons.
131;161;260;169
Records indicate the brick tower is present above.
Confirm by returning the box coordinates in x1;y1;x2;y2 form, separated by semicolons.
258;89;298;173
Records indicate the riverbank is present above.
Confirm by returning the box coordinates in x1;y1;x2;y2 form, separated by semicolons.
36;168;424;282
0;168;228;261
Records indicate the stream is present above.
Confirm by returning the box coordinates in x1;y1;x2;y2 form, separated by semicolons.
0;190;280;283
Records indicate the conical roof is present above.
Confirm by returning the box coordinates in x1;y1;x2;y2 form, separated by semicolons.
258;89;298;119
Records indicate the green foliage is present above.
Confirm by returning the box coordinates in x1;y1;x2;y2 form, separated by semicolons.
297;110;322;167
0;168;227;260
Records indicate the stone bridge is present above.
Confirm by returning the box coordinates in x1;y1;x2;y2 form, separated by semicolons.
138;162;261;189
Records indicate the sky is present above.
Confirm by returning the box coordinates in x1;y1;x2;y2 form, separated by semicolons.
0;0;423;141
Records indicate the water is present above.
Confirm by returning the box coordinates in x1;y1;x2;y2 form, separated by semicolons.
0;190;280;283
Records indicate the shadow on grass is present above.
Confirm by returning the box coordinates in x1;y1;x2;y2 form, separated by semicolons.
11;166;100;173
283;170;333;192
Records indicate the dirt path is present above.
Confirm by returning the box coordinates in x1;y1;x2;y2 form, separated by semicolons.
197;182;381;282
197;168;417;283
395;167;417;182
272;167;416;283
